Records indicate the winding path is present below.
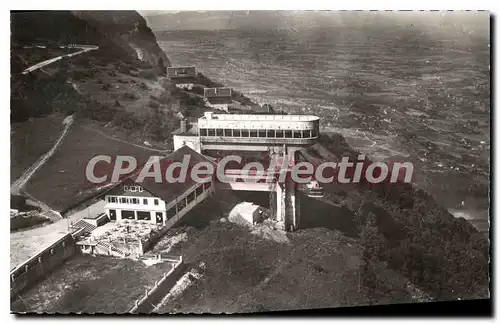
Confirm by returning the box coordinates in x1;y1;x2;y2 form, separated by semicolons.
11;115;74;195
22;44;99;75
13;44;99;191
80;124;172;154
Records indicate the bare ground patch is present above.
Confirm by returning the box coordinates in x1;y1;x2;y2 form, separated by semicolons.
11;254;174;314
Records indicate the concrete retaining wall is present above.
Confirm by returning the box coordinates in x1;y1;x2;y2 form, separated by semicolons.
84;213;109;227
129;255;185;314
10;233;77;299
140;187;213;254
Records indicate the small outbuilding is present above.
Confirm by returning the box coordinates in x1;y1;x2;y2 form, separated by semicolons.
228;202;263;226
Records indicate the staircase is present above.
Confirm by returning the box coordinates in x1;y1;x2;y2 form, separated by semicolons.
71;219;97;234
39;210;62;222
95;240;128;258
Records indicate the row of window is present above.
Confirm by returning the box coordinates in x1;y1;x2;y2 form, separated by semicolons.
108;182;212;223
119;210;154;221
166;182;210;220
123;185;143;193
199;128;319;139
107;196;160;206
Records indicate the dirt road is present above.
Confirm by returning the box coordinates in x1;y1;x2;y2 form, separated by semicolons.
22;44;98;75
11;115;74;195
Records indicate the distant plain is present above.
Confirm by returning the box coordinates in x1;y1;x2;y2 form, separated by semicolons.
157;26;490;230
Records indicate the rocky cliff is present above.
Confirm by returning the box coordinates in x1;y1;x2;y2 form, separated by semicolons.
71;11;170;69
11;10;174;125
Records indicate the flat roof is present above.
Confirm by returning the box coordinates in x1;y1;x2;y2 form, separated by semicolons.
171;122;199;136
199;114;320;122
167;66;196;70
234;201;260;213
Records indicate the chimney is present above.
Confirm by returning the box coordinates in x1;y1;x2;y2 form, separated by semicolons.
180;119;187;133
204;112;213;120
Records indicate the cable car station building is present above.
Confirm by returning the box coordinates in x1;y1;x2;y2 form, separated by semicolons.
171;112;321;231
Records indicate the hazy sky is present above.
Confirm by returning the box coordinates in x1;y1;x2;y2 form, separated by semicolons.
141;10;489;36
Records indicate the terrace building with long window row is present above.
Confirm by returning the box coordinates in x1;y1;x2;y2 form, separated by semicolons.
173;112;321;153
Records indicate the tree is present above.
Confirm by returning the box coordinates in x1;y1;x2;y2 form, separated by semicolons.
359;212;385;294
157;57;167;75
144;107;165;142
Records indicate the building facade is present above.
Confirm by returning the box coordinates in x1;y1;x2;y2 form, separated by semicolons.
103;180;213;226
167;66;197;90
167;66;196;78
198;112;320;149
172;112;321;153
103;146;216;226
203;87;235;112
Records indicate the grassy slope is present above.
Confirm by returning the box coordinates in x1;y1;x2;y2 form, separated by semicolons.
10;214;50;232
11;36;181;188
23;123;158;211
138;192;415;313
303;135;490;300
10;114;66;183
152;221;413;314
11;254;174;314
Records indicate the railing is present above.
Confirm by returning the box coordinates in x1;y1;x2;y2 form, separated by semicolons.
71;219;97;233
200;114;319;121
95;240;128;257
10;233;77;298
129;255;184;313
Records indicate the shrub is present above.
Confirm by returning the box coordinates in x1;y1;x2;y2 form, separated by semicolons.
121;92;139;100
183;95;203;107
158;91;173;103
148;100;160;109
71;70;88;80
192;85;205;96
118;65;131;75
82;101;117;122
11;214;49;232
101;83;111;91
112;110;142;130
137;69;157;80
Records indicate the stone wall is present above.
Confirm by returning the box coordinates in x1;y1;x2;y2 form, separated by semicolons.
129;255;185;313
10;233;78;299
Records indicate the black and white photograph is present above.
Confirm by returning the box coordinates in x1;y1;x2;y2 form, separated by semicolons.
9;9;491;315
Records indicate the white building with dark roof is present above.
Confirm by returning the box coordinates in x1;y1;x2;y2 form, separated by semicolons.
103;146;215;227
203;87;240;112
167;66;197;90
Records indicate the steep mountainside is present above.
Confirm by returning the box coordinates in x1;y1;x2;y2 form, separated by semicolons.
71;11;170;69
11;10;168;123
12;11;168;70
